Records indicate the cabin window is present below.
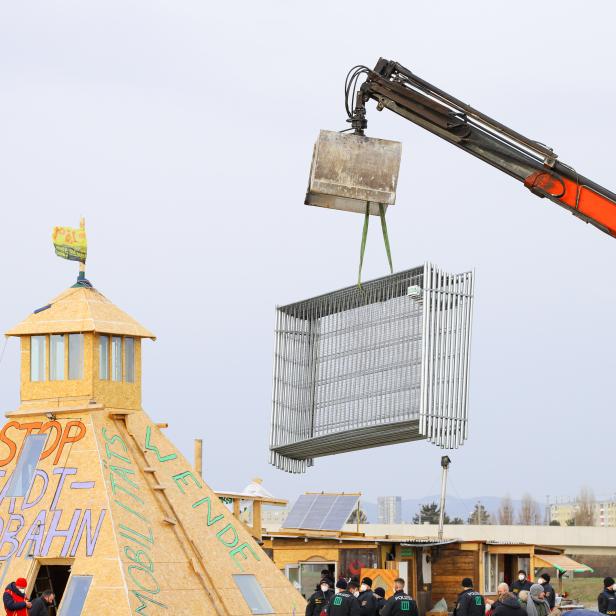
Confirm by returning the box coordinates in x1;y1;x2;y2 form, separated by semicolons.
6;433;47;497
125;337;135;383
30;335;47;382
233;574;273;614
68;334;84;380
111;336;122;382
50;335;65;380
484;552;499;594
58;574;92;615
99;335;109;380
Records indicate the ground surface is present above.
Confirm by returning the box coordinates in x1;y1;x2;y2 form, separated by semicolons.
560;577;601;611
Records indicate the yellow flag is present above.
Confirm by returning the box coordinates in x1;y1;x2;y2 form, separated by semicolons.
52;223;87;263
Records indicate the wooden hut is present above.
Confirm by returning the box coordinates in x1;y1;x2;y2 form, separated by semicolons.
0;279;304;615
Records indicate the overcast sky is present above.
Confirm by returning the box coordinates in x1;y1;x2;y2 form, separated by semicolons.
1;1;615;510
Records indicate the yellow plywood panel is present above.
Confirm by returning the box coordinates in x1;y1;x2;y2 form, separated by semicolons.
122;412;305;615
6;286;155;339
1;278;304;615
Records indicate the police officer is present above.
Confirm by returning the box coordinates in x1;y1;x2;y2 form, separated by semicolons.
358;577;378;616
380;578;419;616
453;578;485;616
328;579;360;616
306;579;335;616
373;588;386;615
598;577;616;614
511;571;532;595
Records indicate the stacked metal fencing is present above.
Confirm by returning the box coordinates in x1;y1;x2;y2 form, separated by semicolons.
269;263;474;473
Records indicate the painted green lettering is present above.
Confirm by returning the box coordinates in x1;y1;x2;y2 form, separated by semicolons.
110;464;139;490
115;499;149;524
144;426;177;462
102;427;128;451
128;564;160;594
131;589;167;613
216;523;239;548
172;471;202;495
110;473;144;504
230;542;260;571
192;496;224;526
105;445;131;464
120;524;154;549
125;546;154;573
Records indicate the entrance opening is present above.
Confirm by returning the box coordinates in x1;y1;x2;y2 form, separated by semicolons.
33;564;71;616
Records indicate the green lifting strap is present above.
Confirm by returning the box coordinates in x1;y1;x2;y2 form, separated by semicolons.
379;203;394;274
358;202;370;288
358;202;394;288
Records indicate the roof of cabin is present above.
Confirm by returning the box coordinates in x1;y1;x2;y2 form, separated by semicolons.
5;284;155;339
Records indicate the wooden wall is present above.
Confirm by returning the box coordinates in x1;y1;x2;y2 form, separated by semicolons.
431;545;479;610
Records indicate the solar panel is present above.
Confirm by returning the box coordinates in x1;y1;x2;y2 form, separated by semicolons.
302;495;337;530
283;494;360;531
323;495;360;530
283;494;317;529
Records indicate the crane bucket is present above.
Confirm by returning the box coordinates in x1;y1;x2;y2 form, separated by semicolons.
305;130;402;215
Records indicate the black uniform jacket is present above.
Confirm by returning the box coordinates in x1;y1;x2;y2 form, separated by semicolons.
358;590;378;616
29;596;52;616
380;590;419;616
511;580;532;595
453;589;485;616
598;589;616;615
541;583;556;610
328;591;360;616
306;590;335;616
493;594;525;616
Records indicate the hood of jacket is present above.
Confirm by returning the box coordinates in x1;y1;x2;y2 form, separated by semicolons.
502;595;523;609
5;582;25;598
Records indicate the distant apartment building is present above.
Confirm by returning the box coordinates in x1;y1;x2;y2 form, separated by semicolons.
378;496;402;524
549;499;616;526
262;508;289;526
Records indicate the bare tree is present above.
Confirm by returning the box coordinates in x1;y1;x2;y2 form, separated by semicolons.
518;493;541;525
574;486;595;526
498;495;515;525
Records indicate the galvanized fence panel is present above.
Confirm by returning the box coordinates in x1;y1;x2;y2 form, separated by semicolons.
269;264;474;473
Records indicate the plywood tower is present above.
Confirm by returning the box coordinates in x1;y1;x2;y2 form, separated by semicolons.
1;278;304;615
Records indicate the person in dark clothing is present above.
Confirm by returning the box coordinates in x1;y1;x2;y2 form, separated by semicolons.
358;577;378;616
322;570;335;587
348;582;360;600
537;574;555;610
511;571;532;595
380;578;419;616
3;578;31;616
28;590;55;616
374;588;387;615
488;583;510;614
598;577;616;615
453;578;485;616
328;579;360;616
494;593;525;616
306;579;335;616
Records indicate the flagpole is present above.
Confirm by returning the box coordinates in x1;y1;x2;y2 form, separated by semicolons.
79;217;86;280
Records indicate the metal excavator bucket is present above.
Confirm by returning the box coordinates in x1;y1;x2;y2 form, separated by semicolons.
305;130;402;215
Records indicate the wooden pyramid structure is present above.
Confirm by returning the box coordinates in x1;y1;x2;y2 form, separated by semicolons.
1;278;304;615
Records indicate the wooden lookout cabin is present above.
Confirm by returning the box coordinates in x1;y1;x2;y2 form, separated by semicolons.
0;276;303;615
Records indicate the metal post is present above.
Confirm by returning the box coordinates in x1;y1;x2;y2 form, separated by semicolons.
438;456;451;541
194;439;203;478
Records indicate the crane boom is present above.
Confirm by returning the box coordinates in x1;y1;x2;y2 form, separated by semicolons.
348;58;616;237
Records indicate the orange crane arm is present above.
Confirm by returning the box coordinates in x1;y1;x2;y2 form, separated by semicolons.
347;59;616;237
